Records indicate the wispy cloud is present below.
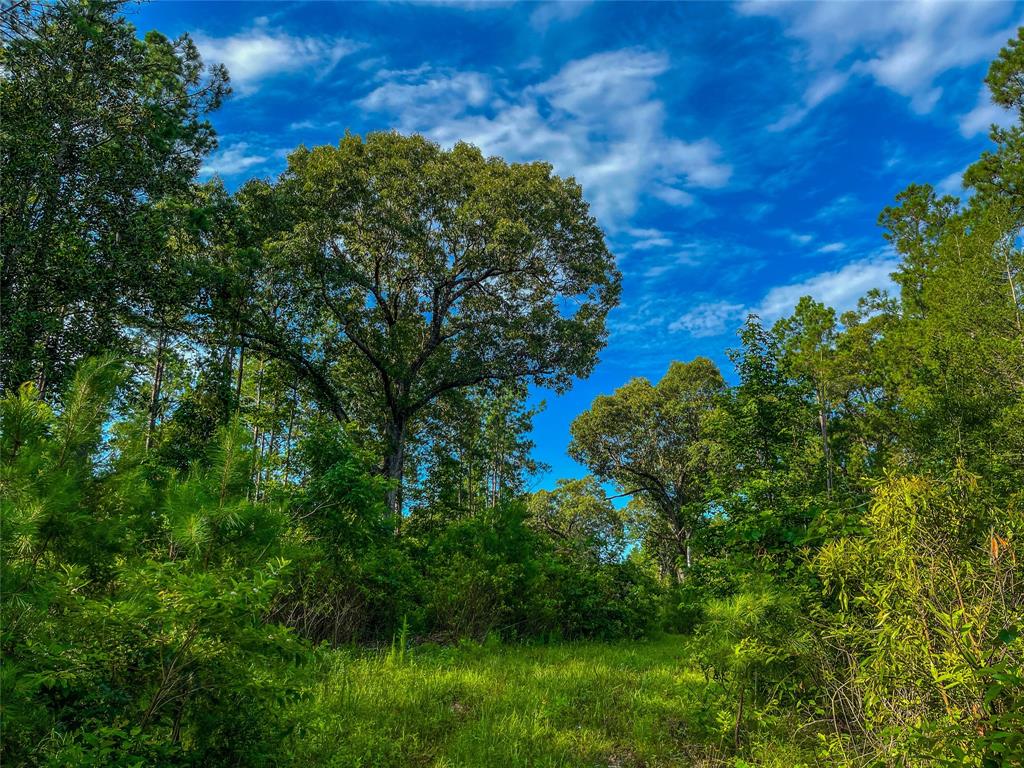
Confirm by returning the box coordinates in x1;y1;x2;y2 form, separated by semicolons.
772;229;813;247
669;300;746;337
754;254;896;322
741;1;1020;128
195;20;360;95
359;71;491;114
357;49;731;225
813;194;861;223
530;1;592;30
626;228;675;250
767;71;848;132
817;242;846;254
199;141;270;177
937;166;968;197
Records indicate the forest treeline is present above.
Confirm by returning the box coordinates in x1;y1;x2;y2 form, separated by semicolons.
1;1;1022;766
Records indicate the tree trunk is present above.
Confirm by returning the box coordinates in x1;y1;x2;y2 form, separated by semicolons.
384;417;407;520
251;356;265;442
234;345;245;407
1000;238;1022;336
35;305;67;400
819;401;832;494
145;331;167;451
282;382;297;485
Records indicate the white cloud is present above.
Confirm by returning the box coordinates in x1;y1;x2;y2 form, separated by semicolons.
741;1;1020;128
817;241;846;254
359;71;491;115
814;193;860;222
650;184;696;207
626;228;674;250
199;142;269;177
402;0;516;8
767;71;848;132
754;255;898;323
669;254;899;338
195;22;359;95
357;49;731;225
937;166;967;197
669;300;746;337
643;264;674;279
530;1;591;30
772;229;813;246
959;86;1016;137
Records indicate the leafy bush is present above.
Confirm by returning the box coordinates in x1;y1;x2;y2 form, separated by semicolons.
693;578;812;751
814;469;1024;766
661;556;738;633
269;418;420;645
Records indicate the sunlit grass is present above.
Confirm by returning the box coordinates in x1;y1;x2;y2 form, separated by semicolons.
287;635;814;767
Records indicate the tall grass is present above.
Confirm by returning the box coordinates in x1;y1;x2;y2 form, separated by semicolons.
287;635;816;767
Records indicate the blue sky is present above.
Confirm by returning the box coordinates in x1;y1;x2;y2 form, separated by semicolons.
134;0;1020;488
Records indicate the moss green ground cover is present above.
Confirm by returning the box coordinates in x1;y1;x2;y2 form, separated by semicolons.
288;635;812;768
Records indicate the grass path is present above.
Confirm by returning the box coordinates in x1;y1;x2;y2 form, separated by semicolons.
287;635;810;768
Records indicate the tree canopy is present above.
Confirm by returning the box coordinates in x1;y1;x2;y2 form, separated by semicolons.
0;0;228;397
216;133;620;510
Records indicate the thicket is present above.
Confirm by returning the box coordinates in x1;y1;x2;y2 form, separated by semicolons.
2;2;1023;765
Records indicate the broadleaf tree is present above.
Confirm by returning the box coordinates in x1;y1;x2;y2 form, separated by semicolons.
226;133;621;512
569;358;727;581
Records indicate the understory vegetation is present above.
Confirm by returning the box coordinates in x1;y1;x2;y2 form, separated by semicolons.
1;2;1023;766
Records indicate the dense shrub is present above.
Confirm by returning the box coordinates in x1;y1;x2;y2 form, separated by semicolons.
692;577;812;749
0;359;310;766
269;419;421;645
661;556;739;633
814;470;1024;766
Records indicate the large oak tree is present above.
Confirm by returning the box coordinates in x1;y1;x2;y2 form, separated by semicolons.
229;133;621;511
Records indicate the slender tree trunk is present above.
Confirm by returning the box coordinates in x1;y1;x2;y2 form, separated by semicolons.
250;356;266;496
671;517;691;582
255;427;269;500
35;305;67;399
222;345;235;394
1003;244;1023;336
234;345;245;407
734;683;745;749
282;382;297;486
145;330;167;452
251;356;267;436
819;402;832;494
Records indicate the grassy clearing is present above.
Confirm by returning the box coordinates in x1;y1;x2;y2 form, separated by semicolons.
288;635;814;768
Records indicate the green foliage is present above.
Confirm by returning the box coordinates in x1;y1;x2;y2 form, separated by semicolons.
0;360;310;766
413;383;544;515
527;476;627;562
814;470;1023;766
3;2;1024;764
207;132;622;511
570;358;728;582
660;556;738;633
268;417;415;645
693;581;812;745
0;0;228;396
